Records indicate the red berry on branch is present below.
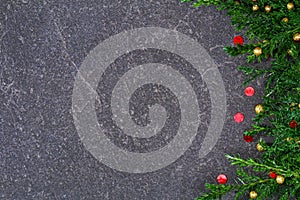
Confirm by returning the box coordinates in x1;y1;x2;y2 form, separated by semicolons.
217;174;228;184
244;135;253;143
234;112;244;123
244;86;255;96
269;171;277;179
233;36;244;45
290;120;298;128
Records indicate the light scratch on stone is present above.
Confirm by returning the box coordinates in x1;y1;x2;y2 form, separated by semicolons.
52;18;100;101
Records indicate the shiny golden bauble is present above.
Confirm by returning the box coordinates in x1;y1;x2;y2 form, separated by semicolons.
287;2;295;10
276;175;285;184
293;33;300;42
290;102;296;110
298;103;300;109
255;104;264;114
256;143;264;152
265;5;271;12
286;137;293;142
283;17;289;23
252;5;259;11
250;191;258;199
253;47;262;56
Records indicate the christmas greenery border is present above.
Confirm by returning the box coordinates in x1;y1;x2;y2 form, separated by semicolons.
181;0;300;199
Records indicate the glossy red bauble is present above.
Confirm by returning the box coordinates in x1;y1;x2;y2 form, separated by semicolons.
290;120;298;128
217;174;228;184
244;86;255;96
244;135;253;143
233;36;244;45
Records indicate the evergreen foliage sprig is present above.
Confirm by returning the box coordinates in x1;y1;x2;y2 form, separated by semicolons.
181;0;300;199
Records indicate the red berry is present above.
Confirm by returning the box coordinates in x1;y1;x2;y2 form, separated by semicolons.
244;135;253;143
233;36;244;45
217;174;228;184
244;86;255;96
234;112;244;123
269;171;277;179
290;120;298;128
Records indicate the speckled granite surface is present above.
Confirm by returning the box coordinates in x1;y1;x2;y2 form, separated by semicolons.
1;1;265;199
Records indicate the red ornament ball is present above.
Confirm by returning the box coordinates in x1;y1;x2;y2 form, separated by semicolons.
269;171;277;179
244;135;253;143
217;174;228;184
290;120;298;128
244;86;255;96
233;36;244;45
234;112;244;123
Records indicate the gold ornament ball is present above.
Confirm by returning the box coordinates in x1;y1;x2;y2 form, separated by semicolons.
256;143;264;152
286;137;293;142
255;104;264;114
293;33;300;42
250;191;258;199
276;175;285;184
298;103;300;109
290;102;296;110
283;17;289;23
287;2;295;10
265;5;271;12
252;5;259;11
253;47;262;56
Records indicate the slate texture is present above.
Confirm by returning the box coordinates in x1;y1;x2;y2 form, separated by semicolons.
1;0;265;199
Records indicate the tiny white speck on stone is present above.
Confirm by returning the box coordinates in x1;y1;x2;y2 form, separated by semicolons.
18;36;25;44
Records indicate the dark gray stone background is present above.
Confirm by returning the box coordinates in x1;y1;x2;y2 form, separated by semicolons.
0;0;266;199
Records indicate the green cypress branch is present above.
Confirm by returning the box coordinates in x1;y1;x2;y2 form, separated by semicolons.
182;0;300;199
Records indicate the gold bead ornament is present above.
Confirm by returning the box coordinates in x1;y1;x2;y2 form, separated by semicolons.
287;2;295;10
265;5;271;12
256;143;264;152
250;191;258;199
283;17;289;23
276;175;285;184
293;33;300;42
290;102;296;110
252;5;259;11
253;47;262;56
255;104;264;114
298;103;300;109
